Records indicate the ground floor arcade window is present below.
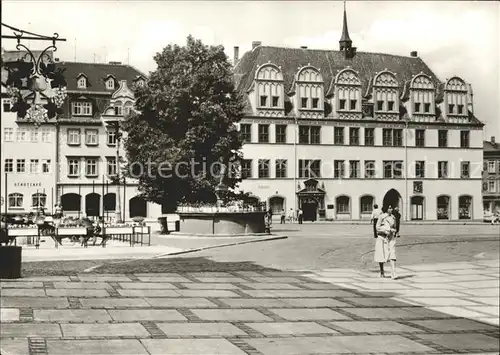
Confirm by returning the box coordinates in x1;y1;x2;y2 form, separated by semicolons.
458;195;472;219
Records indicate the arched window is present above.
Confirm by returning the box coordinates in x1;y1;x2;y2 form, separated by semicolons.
77;77;87;89
8;193;23;208
114;100;122;116
32;193;47;208
373;70;399;119
129;196;147;218
296;66;324;110
458;195;472;219
360;195;374;214
61;193;81;212
106;78;115;90
104;193;116;212
255;64;284;112
410;73;435;115
123;101;133;116
437;195;450;220
335;68;361;113
445;77;468;116
336;195;350;214
85;193;100;217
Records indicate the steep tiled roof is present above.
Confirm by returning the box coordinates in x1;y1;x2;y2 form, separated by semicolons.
234;46;442;99
1;50;54;85
55;61;146;92
484;140;500;152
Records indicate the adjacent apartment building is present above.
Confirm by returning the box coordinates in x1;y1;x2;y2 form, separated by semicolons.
233;7;484;221
1;51;161;221
1;50;58;215
483;137;500;214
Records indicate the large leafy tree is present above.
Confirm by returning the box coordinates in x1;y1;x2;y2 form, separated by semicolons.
123;36;246;212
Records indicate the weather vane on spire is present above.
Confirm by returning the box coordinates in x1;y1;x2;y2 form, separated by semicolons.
1;23;67;125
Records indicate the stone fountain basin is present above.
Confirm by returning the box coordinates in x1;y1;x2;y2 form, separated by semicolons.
177;211;266;236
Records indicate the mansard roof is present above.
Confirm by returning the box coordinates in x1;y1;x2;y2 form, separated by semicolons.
234;46;442;99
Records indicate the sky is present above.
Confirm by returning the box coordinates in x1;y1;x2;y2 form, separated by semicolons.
2;1;499;140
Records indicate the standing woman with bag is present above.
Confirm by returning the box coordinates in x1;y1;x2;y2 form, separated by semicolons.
374;205;398;279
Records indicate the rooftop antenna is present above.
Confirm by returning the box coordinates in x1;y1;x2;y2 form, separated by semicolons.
74;37;77;61
127;48;130;65
93;53;96;63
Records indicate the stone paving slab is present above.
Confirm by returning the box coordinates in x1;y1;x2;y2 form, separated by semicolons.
1;323;62;337
155;322;246;336
53;281;112;289
145;297;218;308
330;320;422;333
269;308;351;321
416;333;499;352
1;297;69;308
80;298;151;308
141;338;246;355
0;281;44;288
0;288;46;297
60;323;150;337
191;309;273;321
47;339;149;354
45;289;111;297
107;309;187;321
245;321;338;335
118;282;178;289
34;309;112;322
117;289;180;297
0;308;20;322
0;339;29;355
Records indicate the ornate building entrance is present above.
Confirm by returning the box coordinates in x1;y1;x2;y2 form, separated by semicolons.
297;179;325;221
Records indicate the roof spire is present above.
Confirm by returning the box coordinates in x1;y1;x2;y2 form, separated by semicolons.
339;0;352;51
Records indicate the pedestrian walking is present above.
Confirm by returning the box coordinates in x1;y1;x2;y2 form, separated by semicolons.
264;210;272;234
280;209;286;224
370;204;381;238
298;208;303;224
393;206;401;238
288;208;295;222
374;205;398;279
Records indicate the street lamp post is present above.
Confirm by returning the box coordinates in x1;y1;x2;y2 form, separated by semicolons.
404;118;409;221
293;117;298;220
115;121;122;223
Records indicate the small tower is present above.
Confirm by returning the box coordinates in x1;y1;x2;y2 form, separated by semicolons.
339;1;356;59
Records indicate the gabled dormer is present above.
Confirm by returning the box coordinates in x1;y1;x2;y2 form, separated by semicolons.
443;76;469;123
247;62;284;117
333;67;362;120
106;80;135;117
133;75;146;88
372;69;399;121
408;72;435;122
104;75;116;90
290;64;324;119
76;73;88;89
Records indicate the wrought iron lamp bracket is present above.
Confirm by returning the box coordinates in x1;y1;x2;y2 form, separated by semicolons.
1;23;67;125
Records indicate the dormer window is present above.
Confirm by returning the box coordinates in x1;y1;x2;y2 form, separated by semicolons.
444;77;468;117
410;74;435;116
136;78;145;87
372;70;399;119
77;77;87;89
106;79;115;90
295;65;324;115
254;63;285;114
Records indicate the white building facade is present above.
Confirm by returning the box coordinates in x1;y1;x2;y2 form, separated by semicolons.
232;10;484;221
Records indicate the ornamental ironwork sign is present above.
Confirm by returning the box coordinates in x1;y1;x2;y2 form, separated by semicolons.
1;23;67;126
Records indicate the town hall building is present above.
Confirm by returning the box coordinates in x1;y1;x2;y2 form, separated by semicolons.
233;6;484;221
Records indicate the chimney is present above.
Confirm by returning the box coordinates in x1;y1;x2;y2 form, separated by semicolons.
109;61;122;65
491;136;496;144
252;41;262;50
54;58;60;62
410;51;418;57
300;46;308;49
233;46;239;64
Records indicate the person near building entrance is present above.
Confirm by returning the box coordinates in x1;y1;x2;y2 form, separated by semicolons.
280;209;286;224
370;204;381;238
264;210;272;234
374;205;398;279
54;203;63;219
288;208;295;222
393;206;402;238
298;208;303;224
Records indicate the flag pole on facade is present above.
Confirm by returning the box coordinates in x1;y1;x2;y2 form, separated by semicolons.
101;175;105;226
78;184;81;219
